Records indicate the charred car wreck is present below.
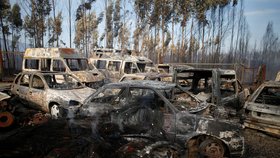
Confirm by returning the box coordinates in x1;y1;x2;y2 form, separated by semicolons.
244;81;280;136
89;54;151;82
22;48;105;88
77;80;244;157
172;67;249;119
10;71;95;119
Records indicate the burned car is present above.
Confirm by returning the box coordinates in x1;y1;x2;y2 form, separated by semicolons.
89;55;150;82
119;72;172;82
79;80;244;157
244;81;280;136
173;67;250;119
10;71;95;119
22;48;105;88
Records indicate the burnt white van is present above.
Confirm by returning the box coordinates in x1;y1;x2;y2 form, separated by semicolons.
89;55;147;82
22;48;105;88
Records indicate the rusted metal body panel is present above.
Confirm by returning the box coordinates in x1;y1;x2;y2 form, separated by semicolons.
10;71;95;116
22;48;105;88
244;81;280;136
79;80;244;157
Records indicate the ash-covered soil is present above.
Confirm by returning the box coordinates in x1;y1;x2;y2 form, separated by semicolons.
244;128;280;158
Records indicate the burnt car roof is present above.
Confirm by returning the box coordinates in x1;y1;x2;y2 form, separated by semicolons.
19;71;74;75
106;80;176;90
174;67;236;75
122;72;172;78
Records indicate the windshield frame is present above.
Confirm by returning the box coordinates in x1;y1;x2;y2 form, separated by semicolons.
42;73;85;90
65;58;92;71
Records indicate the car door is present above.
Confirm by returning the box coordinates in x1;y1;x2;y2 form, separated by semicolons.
17;74;31;104
159;96;177;141
10;73;22;95
129;87;176;140
28;74;46;111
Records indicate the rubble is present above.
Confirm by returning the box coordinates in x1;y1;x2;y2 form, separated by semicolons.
79;80;245;157
1;59;279;158
0;88;278;157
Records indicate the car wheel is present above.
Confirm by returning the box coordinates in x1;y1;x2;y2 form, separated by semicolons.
50;104;62;119
198;139;225;158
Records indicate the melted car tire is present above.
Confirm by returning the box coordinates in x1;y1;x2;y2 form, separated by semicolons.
198;139;225;158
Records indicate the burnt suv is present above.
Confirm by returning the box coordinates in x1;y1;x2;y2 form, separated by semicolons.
79;80;244;157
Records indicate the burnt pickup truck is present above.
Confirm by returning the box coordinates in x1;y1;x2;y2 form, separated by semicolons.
78;80;244;157
172;67;250;120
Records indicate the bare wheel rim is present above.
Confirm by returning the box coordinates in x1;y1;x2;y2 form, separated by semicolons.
199;139;224;158
50;104;60;119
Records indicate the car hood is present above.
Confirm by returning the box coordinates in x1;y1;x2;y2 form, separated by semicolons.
72;70;105;83
48;87;95;103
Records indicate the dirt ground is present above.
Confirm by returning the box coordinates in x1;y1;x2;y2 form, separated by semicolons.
243;128;280;158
